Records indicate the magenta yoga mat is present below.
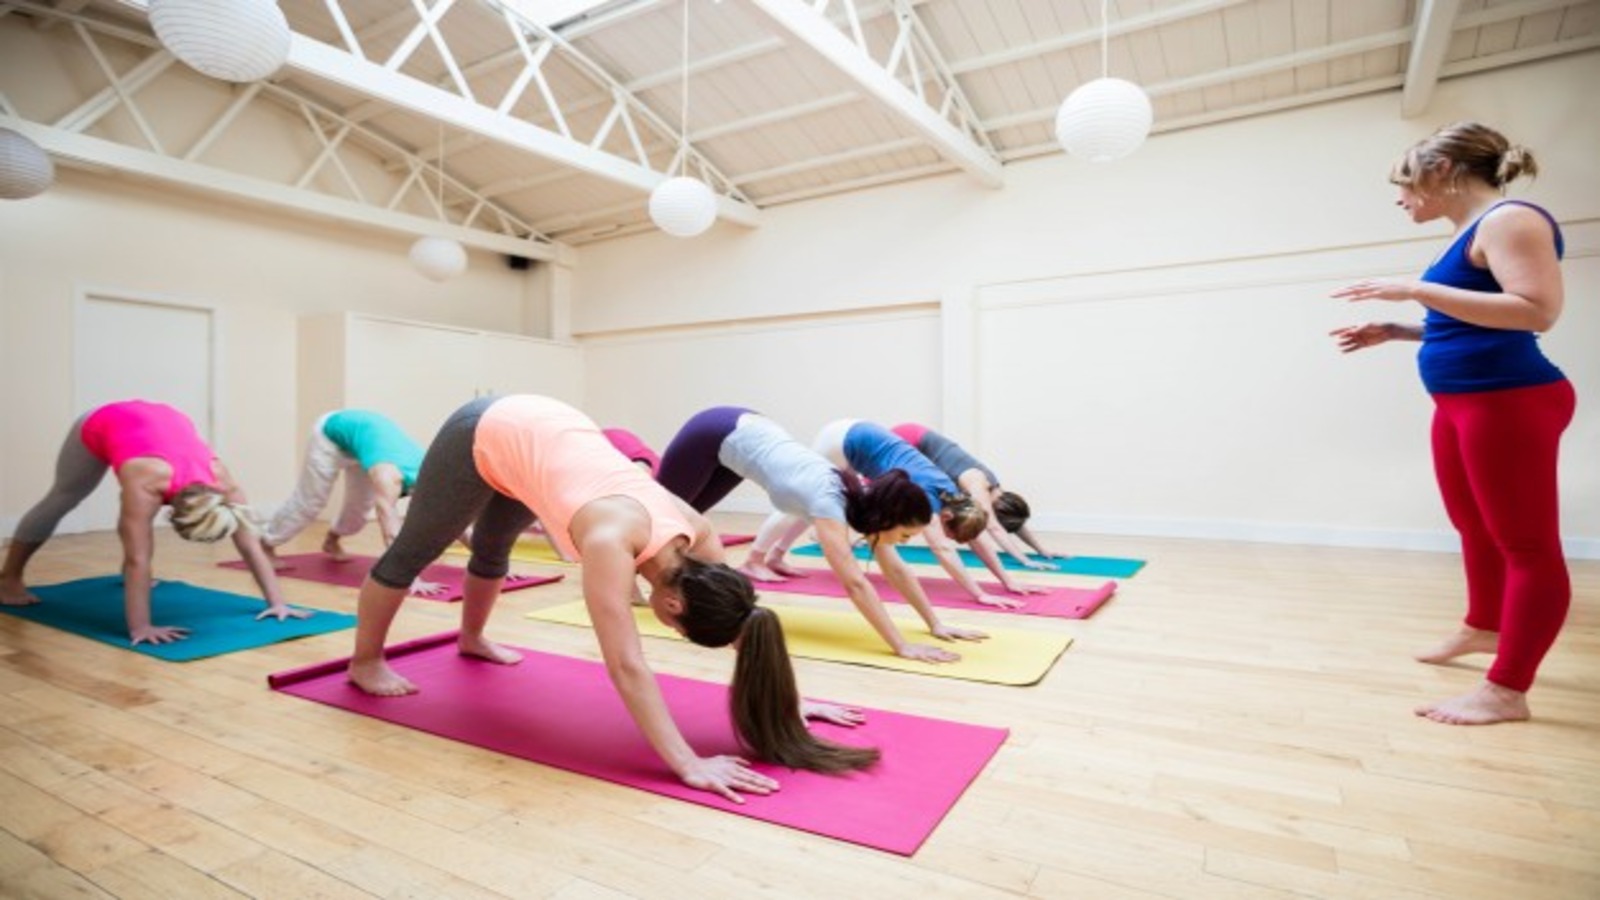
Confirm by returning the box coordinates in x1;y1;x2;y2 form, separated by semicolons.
763;568;1117;619
221;553;562;602
268;632;1007;855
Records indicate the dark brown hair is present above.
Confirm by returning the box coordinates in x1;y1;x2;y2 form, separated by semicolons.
1390;121;1537;195
671;558;879;773
839;468;932;537
992;491;1031;533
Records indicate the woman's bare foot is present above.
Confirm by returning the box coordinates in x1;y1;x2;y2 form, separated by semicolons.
458;634;522;665
1416;682;1530;725
261;543;292;571
1416;626;1498;664
767;558;809;578
0;575;40;606
322;533;353;562
738;559;788;583
348;659;417;696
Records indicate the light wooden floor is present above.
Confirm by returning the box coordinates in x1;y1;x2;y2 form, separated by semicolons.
2;520;1596;899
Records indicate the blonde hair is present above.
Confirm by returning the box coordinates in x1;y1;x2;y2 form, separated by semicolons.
168;483;256;543
1389;121;1538;195
939;492;988;543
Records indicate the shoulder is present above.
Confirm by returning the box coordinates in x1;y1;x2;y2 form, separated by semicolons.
1479;202;1556;242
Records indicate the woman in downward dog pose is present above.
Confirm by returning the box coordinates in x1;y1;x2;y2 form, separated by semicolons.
346;395;877;799
0;400;305;644
1330;122;1574;725
891;422;1059;568
751;419;1044;606
658;406;985;663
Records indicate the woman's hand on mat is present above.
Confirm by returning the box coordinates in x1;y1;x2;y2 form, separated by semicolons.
1018;557;1055;571
976;592;1027;609
801;699;866;727
897;642;961;663
680;755;778;803
408;578;447;597
257;604;313;622
130;623;190;645
931;623;988;643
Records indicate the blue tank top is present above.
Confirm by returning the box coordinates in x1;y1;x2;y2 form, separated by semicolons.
842;421;958;511
1416;200;1565;394
321;410;424;493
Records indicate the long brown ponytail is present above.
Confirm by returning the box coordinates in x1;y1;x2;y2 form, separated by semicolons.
731;608;880;773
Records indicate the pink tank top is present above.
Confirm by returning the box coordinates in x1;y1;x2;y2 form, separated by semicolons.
79;401;219;502
891;422;929;448
474;396;695;564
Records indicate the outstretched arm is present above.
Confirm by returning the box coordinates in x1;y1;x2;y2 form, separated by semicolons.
367;465;406;548
214;462;307;621
875;534;986;645
923;522;1019;607
117;482;178;645
966;533;1040;598
1013;524;1056;558
816;519;955;662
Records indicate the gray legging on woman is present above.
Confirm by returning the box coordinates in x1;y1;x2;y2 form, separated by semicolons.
369;397;537;590
14;415;107;544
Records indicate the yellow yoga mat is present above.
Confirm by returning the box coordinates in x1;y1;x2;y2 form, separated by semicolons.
447;535;574;566
526;601;1071;686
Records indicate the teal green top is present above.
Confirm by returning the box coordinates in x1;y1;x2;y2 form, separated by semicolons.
321;410;423;493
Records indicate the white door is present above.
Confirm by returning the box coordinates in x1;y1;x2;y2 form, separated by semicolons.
71;292;216;532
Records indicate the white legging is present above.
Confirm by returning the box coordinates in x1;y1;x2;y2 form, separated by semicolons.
262;414;375;546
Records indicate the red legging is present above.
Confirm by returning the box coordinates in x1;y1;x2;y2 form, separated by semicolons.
1431;379;1576;692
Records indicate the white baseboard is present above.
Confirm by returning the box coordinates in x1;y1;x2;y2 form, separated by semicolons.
707;498;1600;560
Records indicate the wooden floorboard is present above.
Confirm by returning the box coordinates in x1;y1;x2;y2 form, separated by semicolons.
0;521;1595;898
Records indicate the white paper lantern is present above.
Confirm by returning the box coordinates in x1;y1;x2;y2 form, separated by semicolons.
648;176;717;238
0;128;54;200
1055;77;1153;163
409;236;468;282
149;0;291;83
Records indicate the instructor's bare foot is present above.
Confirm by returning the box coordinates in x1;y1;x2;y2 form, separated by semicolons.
0;575;40;606
1416;682;1529;725
459;634;522;665
348;659;416;696
738;560;787;583
1416;626;1498;664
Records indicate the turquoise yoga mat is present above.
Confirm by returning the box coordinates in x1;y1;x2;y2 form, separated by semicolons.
3;576;357;662
789;543;1145;578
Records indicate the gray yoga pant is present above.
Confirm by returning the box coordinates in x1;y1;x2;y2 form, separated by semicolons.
369;397;537;589
14;415;105;543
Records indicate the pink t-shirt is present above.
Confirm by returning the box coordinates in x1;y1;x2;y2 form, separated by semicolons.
474;396;694;563
79;400;219;502
890;422;930;449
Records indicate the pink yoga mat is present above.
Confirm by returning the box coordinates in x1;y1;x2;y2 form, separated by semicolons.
269;632;1006;855
721;533;754;547
764;568;1116;619
221;554;562;603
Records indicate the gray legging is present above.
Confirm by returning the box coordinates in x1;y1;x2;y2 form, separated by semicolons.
14;415;107;543
369;397;537;589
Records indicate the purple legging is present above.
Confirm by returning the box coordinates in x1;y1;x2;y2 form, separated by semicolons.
656;406;753;513
1431;379;1575;692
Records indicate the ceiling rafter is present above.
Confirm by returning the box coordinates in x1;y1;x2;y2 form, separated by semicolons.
1402;0;1463;117
746;0;999;187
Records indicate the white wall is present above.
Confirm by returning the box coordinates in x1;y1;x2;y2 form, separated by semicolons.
0;171;538;532
573;53;1600;555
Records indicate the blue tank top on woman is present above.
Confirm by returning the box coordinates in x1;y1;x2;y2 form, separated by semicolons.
1417;200;1565;395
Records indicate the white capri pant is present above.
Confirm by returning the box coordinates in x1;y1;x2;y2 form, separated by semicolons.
751;418;857;555
262;414;376;546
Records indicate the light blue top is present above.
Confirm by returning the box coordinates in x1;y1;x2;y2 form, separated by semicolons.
719;414;846;521
321;410;424;493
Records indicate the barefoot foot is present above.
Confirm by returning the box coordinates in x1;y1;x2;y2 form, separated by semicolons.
348;659;417;696
767;559;809;578
322;533;353;563
459;634;522;665
1415;626;1498;664
1415;682;1530;725
0;575;40;606
738;560;788;583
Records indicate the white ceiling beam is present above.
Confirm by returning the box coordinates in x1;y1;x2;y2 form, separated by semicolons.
3;116;563;261
733;136;923;185
1402;0;1463;118
745;0;1001;188
947;0;1250;75
283;38;760;225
